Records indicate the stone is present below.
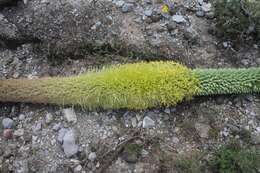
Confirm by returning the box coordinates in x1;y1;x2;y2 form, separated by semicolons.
57;128;69;143
167;21;177;32
53;123;61;131
183;27;199;43
164;108;171;114
3;129;13;139
2;118;14;129
33;122;42;132
142;116;155;128
131;117;137;127
88;152;97;162
74;165;82;172
115;0;125;7
144;9;153;17
13;129;24;137
122;3;134;13
172;15;186;23
195;123;210;138
18;114;26;120
63;108;77;123
201;2;212;12
62;129;79;157
172;137;179;144
45;113;53;124
196;10;205;17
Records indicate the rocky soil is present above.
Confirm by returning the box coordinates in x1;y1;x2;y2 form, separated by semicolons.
0;0;260;172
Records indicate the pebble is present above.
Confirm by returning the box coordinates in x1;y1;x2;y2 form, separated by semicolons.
45;113;53;124
88;152;97;162
131;117;137;127
74;165;82;172
3;129;13;139
13;129;24;137
115;0;125;7
201;2;212;12
62;129;79;157
2;118;14;129
58;128;69;143
18;114;26;120
33;122;42;132
164;108;171;114
195;122;210;138
122;3;134;13
172;15;186;23
167;21;177;31
172;137;179;144
142;116;155;128
196;10;205;17
53;123;61;131
63;108;77;123
144;9;153;17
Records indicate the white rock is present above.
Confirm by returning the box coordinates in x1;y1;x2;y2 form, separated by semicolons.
45;113;53;124
62;129;79;157
142;116;155;128
88;152;97;162
172;15;186;23
63;108;77;123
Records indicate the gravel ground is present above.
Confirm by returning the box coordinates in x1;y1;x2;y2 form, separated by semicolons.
0;0;260;172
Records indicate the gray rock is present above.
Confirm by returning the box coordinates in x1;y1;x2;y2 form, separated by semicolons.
122;3;134;13
63;108;77;123
45;113;53;124
57;128;69;143
2;118;14;129
131;117;137;127
172;137;179;144
13;129;24;137
62;129;79;157
142;116;155;128
183;27;199;43
74;165;82;172
115;0;125;7
195;123;210;138
164;108;171;114
53;123;61;131
33;122;42;132
88;152;97;162
172;15;186;23
167;21;177;32
18;114;26;121
143;0;152;4
201;2;212;12
196;10;205;17
144;9;153;17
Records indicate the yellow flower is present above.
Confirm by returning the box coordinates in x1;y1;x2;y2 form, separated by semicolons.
162;4;170;13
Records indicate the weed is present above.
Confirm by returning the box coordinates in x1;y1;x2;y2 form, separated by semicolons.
209;142;260;173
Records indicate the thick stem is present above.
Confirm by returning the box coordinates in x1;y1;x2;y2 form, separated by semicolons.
193;68;260;96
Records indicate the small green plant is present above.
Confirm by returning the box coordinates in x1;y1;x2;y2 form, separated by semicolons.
175;152;207;173
239;128;252;144
0;61;260;109
214;0;260;42
210;142;260;173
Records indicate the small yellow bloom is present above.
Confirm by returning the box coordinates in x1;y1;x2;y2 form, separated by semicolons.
162;4;170;13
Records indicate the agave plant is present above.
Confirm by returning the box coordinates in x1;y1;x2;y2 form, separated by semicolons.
0;61;259;109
